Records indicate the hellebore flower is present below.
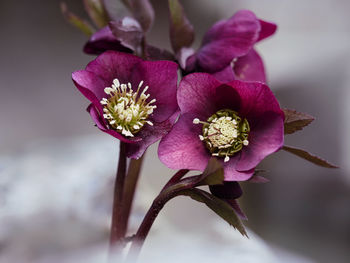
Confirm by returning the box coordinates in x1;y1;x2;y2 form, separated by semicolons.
182;10;276;83
158;73;284;181
72;51;179;159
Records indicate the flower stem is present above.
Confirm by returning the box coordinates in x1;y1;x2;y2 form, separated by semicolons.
126;169;189;261
109;141;127;250
119;154;145;238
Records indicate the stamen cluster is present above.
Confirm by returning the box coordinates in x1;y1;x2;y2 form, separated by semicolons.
193;109;249;162
100;78;156;137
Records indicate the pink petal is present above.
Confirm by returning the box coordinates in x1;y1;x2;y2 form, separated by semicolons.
236;111;284;171
85;51;143;87
257;19;277;42
131;60;179;123
158;113;211;171
72;70;108;114
234;49;266;83
197;10;261;73
126;111;179;159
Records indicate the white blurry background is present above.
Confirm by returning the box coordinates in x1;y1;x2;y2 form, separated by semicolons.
0;0;349;262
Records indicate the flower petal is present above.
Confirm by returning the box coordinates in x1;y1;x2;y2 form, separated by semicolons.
126;110;179;159
212;65;236;82
83;26;132;55
234;49;266;83
72;70;108;114
222;155;255;181
178;73;234;119
236;111;284;171
227;80;282;120
196;10;261;73
158;113;211;171
85;50;143;87
131;60;179;123
87;104;137;143
257;19;277;42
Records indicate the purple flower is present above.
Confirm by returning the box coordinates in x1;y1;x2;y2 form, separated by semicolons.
83;26;133;55
183;10;276;83
158;73;284;181
83;17;143;55
72;51;179;159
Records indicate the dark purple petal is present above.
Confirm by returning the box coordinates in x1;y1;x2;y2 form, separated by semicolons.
196;10;261;73
234;49;266;83
177;73;222;119
178;73;242;119
87;104;138;143
131;60;179;123
72;70;108;114
109;17;143;51
257;19;277;42
126;110;180;159
212;65;236;82
158;113;211;171
236;111;284;171
85;50;143;86
227;80;282;120
209;182;243;199
83;26;132;55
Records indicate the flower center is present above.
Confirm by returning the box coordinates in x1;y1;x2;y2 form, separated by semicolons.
100;78;156;137
193;109;250;162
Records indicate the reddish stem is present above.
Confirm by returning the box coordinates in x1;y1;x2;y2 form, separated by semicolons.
109;142;127;250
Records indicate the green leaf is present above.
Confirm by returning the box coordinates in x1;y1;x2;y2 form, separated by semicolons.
199;158;225;186
283;145;338;168
283;108;314;135
168;0;194;53
60;2;95;36
83;0;109;28
179;188;248;237
130;0;155;32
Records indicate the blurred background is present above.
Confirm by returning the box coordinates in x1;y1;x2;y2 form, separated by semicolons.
0;0;349;262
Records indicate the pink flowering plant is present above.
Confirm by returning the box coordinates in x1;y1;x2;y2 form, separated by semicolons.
63;0;337;261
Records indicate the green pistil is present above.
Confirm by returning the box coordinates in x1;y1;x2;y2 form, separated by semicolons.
194;109;250;162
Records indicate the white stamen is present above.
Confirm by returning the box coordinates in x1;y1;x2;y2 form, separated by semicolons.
199;135;204;141
193;118;200;124
243;140;249;146
224;156;230;162
113;79;120;87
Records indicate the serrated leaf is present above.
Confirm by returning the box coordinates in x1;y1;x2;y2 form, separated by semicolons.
168;0;194;53
129;0;155;32
283;145;338;168
61;2;95;36
226;199;248;220
283;108;314;135
83;0;109;28
179;188;247;237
